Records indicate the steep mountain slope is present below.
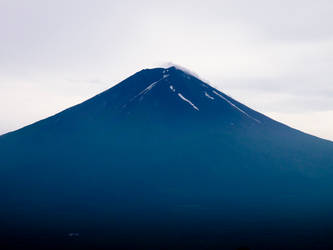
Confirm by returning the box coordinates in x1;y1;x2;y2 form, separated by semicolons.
1;66;333;250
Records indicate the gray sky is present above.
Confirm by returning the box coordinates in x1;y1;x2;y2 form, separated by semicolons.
1;0;333;140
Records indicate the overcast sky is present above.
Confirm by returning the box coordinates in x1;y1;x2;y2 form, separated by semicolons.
1;0;333;140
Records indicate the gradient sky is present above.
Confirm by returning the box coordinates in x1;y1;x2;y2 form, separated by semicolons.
1;0;333;140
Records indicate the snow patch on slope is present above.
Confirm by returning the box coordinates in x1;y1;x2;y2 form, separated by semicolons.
137;81;158;96
212;90;260;123
131;75;169;102
178;93;199;111
205;92;214;100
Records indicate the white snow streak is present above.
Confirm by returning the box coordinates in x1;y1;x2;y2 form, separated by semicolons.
212;90;261;123
205;92;214;100
131;75;169;102
170;85;175;92
138;81;158;96
178;93;199;111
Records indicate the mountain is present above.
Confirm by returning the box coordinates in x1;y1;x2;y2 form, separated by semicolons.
1;66;333;250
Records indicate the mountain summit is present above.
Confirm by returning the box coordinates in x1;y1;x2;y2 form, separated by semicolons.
1;66;333;250
96;66;260;122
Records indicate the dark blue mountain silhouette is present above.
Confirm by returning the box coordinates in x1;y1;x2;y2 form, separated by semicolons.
1;66;333;250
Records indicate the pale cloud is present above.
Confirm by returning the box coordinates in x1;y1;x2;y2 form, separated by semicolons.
267;111;333;141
